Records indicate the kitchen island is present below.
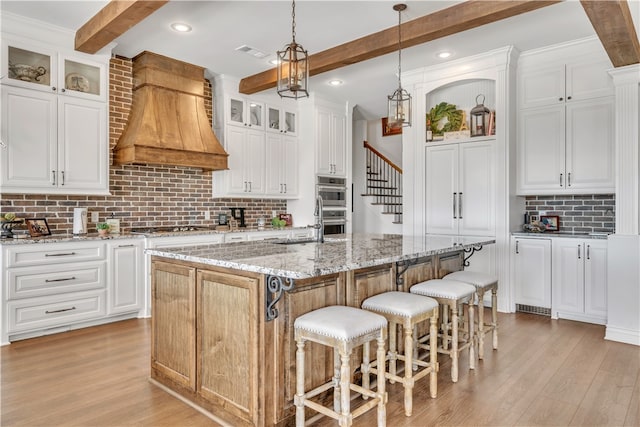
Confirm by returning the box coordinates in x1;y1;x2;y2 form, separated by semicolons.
147;233;494;426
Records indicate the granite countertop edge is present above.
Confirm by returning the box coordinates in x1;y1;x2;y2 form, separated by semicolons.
146;235;496;279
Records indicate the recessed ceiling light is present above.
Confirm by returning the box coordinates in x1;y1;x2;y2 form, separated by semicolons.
170;22;192;33
269;58;280;65
328;79;343;86
437;51;452;59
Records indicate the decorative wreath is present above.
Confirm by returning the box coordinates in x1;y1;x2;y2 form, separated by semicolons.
426;102;463;135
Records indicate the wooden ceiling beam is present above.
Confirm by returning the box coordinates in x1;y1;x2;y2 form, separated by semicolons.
239;0;561;95
580;0;640;67
75;0;169;54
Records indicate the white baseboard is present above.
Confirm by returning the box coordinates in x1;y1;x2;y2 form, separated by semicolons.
605;325;640;346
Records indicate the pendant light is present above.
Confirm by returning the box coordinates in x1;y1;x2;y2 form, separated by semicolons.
277;0;309;99
387;3;412;127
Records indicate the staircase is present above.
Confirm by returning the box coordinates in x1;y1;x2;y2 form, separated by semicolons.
362;141;403;225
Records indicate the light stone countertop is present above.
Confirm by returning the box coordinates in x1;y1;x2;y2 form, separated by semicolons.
146;233;496;279
511;231;611;240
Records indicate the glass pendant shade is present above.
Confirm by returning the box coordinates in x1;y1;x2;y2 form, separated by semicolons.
388;86;412;127
277;0;309;99
277;42;309;99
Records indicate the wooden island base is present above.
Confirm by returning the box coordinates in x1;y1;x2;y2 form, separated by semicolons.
149;249;464;426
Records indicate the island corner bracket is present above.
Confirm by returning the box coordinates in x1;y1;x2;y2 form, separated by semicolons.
265;275;295;321
463;245;484;267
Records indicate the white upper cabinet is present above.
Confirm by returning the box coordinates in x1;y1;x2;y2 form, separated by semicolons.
265;133;298;197
517;49;614;195
2;38;107;102
316;105;346;177
1;36;109;196
266;104;297;137
225;95;264;130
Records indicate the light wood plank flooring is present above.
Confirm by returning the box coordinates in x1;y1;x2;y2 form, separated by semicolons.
2;312;638;426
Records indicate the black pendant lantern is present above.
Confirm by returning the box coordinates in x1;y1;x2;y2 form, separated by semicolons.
387;3;411;127
277;0;309;99
470;94;491;137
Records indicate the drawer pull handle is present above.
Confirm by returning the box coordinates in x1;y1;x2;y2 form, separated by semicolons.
45;306;76;314
45;252;77;257
45;276;76;283
118;244;135;248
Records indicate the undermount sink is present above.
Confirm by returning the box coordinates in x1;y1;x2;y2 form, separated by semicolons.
271;237;348;245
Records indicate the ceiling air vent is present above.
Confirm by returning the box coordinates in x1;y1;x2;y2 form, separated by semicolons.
235;44;268;58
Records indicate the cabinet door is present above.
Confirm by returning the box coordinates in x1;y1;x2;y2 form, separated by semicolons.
108;240;143;315
316;108;333;175
458;141;495;235
58;97;108;193
151;261;196;391
566;58;614;102
517;104;565;194
565;97;615;192
584;240;607;319
59;55;106;102
425;144;458;235
513;238;551;308
552;239;584;316
2;40;57;92
283;110;297;136
225;126;249;193
265;133;283;195
282;135;298;196
0;86;57;190
197;269;260;424
518;64;565;109
245;129;265;194
332;113;347;177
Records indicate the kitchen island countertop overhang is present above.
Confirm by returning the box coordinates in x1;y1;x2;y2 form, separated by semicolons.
145;233;496;279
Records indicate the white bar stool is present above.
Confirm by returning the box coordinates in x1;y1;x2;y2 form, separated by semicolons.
361;291;439;417
444;271;498;359
410;279;476;382
294;305;388;427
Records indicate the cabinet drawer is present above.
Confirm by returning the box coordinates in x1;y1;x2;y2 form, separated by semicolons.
7;289;106;333
8;261;106;299
7;242;106;267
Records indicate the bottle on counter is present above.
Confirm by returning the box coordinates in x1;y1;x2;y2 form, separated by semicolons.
426;119;433;142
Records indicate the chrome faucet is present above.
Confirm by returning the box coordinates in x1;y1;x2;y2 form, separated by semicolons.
313;195;325;243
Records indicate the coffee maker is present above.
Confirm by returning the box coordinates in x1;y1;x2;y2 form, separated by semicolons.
230;207;246;228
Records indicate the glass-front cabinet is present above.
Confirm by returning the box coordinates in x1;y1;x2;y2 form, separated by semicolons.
2;39;106;102
226;95;264;130
267;105;297;136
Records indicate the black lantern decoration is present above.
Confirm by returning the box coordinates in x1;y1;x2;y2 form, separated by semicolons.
276;0;309;99
470;94;491;137
387;3;411;127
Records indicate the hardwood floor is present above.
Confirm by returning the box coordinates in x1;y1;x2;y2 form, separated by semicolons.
1;312;638;426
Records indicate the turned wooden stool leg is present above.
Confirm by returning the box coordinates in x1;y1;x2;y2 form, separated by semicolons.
361;341;370;400
442;304;450;352
477;288;485;359
468;302;475;370
339;350;351;427
403;320;413;416
334;347;341;411
376;333;387;427
295;339;306;427
389;321;398;383
429;314;438;398
492;287;498;350
450;302;459;382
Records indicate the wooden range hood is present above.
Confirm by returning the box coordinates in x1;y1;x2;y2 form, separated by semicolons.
113;51;228;171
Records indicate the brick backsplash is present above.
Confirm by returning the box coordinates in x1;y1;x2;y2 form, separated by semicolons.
525;194;615;234
0;56;287;234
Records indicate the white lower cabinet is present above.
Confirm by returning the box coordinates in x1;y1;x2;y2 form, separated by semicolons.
1;238;145;344
108;239;144;315
512;237;552;309
552;238;607;324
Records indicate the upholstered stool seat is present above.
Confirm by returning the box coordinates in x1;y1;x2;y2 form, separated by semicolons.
444;271;498;359
294;306;388;427
410;279;476;382
361;291;439;416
